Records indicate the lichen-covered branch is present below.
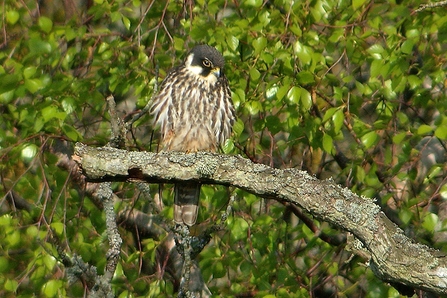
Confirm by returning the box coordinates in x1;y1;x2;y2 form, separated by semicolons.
414;0;447;13
73;143;447;295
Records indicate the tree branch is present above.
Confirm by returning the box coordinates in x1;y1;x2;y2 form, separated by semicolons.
73;143;447;295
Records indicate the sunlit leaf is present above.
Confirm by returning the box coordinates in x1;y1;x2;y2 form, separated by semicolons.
361;131;379;149
42;280;62;298
332;109;344;133
299;88;312;111
28;38;52;55
38;16;53;33
4;279;18;292
434;125;447;140
21;143;38;162
252;37;267;55
392;132;407;144
293;41;312;65
287;86;301;104
6;11;20;25
24;78;43;93
417;124;433;135
226;35;239;51
322;133;335;154
401;39;414;54
352;0;366;10
245;0;262;7
422;213;438;233
122;16;131;30
323;107;338;122
249;68;261;81
232;118;244;137
229;218;249;241
222;138;234;154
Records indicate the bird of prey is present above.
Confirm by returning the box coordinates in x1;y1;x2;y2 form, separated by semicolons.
150;45;235;226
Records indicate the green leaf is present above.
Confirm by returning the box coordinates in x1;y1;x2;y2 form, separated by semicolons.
28;38;52;55
399;209;413;225
299;88;312;111
323;107;338;122
422;213;438;233
222;138;234;154
232;88;245;108
352;0;366;10
0;256;9;273
293;41;312;65
275;84;289;101
101;50;113;61
265;85;278;100
98;42;109;54
212;261;226;278
0;73;21;94
24;78;43;93
434;125;447;140
4;279;18;292
42;280;62;297
27;226;39;238
401;39;414;54
229;218;249;241
249;68;261;81
332;109;344;133
6;230;20;247
38;16;53;33
322;133;334;154
296;71;315;85
43;254;57;271
392;132;407;144
245;0;262;7
226;35;239;51
23;66;37;79
287;86;301;104
417;124;433;135
50;222;64;236
61;97;76;114
232;118;244;137
361;131;379;149
439;184;447;199
122;16;131;30
65;27;78;41
0;90;15;104
6;11;20;25
367;44;385;58
21;143;38;162
252;37;267;55
41;105;58;122
246;100;262;115
370;59;386;78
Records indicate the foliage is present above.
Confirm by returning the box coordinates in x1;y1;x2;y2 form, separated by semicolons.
1;0;447;297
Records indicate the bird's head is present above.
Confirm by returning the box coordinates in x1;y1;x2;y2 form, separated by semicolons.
184;45;226;83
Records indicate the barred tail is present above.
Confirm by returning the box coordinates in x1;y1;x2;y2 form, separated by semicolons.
174;182;201;226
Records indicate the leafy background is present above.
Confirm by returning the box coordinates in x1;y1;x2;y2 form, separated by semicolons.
1;0;447;297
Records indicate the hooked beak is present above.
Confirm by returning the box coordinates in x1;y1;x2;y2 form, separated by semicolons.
211;67;221;78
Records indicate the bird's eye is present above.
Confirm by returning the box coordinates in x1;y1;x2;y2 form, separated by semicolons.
202;59;212;68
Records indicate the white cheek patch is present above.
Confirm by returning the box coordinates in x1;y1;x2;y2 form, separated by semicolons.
188;65;204;76
185;54;204;76
184;54;194;67
184;53;218;83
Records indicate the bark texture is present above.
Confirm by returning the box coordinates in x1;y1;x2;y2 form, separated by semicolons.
74;143;447;295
